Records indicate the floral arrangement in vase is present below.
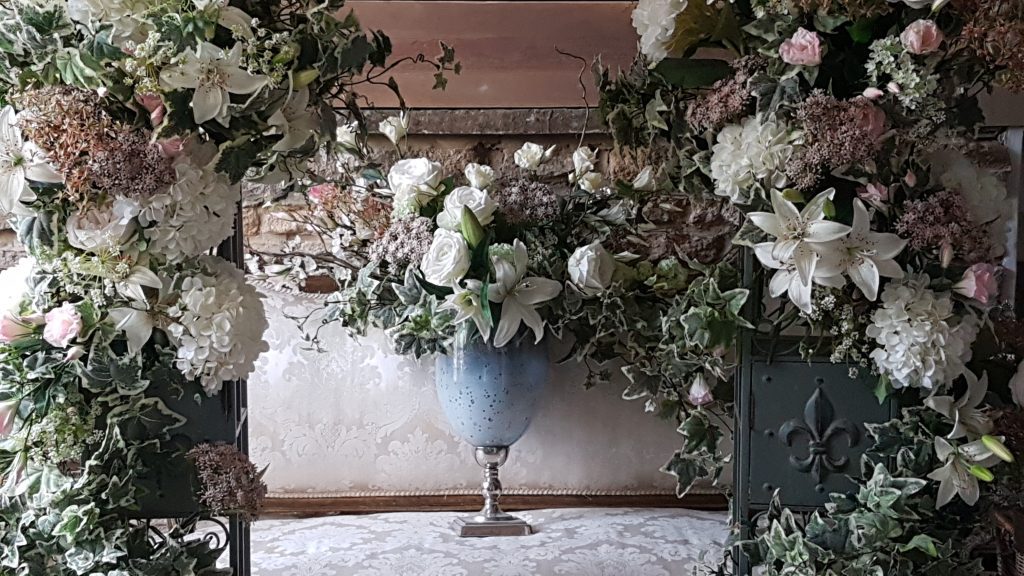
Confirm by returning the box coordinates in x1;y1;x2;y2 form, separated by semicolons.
0;0;454;571
603;0;1024;572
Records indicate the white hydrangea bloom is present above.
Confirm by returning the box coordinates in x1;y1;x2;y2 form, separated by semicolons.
709;116;798;204
632;0;688;65
164;255;269;395
866;274;979;391
139;153;238;263
0;257;34;315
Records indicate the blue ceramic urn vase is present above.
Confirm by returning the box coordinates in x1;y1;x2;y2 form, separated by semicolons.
435;327;549;536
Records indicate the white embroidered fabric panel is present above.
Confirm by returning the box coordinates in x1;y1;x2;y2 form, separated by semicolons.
249;288;689;495
244;508;730;575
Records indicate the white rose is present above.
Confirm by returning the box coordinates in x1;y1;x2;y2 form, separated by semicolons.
572;147;598;176
631;166;657;191
436;186;497;230
568;241;615;296
388;158;443;209
578;171;606;193
67;196;140;253
378;112;409;145
420;229;471;286
464;163;496;190
514;142;556;170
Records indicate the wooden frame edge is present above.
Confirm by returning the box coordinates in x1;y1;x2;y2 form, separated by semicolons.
262;493;729;519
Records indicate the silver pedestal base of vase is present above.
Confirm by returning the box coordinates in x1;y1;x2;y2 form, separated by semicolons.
453;446;533;537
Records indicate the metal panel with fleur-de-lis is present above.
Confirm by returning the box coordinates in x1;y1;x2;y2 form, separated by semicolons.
741;358;898;509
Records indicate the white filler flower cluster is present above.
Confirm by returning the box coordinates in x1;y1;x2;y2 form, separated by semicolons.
165;255;270;394
866;274;979;390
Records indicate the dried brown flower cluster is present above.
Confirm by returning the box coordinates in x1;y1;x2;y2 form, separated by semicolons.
787;92;885;190
13;86;175;204
187;443;267;521
685;56;765;133
952;0;1024;92
371;215;434;268
895;190;993;265
491;179;560;226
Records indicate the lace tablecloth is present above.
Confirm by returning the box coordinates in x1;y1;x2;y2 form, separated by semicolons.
248;507;730;576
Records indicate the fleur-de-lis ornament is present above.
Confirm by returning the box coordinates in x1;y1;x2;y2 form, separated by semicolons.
779;387;859;483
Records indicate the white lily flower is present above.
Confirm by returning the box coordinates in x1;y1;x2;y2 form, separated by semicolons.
925;370;993;440
378;112;409;146
159;42;267;126
819;199;906;301
749;188;850;312
927;436;1001;508
488;239;561;348
115;266;162;304
107;307;154;355
269;88;319;152
0;106;62;216
440;280;492;341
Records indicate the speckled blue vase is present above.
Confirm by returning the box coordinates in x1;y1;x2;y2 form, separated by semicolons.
435;331;549;448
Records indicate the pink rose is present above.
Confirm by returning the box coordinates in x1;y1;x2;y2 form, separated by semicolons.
308;183;338;204
0;313;33;344
688;374;714;407
136;93;166;127
779;28;823;67
0;399;17;438
900;20;944;55
852;101;887;141
43;302;82;349
953;263;1000;305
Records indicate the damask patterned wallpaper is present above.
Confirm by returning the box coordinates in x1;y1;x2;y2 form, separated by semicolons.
247;287;696;496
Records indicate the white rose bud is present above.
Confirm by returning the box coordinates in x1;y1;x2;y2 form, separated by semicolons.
436;186;497;231
464;163;496;190
568;241;615;296
578;171;606;193
572;147;598;176
387;158;443;210
514;142;557;170
420;229;471;286
378;112;409;145
631;166;656;191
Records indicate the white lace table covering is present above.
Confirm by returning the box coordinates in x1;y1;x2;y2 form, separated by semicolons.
247;507;730;576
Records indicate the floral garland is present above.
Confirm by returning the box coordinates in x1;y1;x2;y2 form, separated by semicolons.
607;0;1024;573
0;0;456;572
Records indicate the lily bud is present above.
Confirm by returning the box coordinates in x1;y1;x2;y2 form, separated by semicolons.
968;465;994;482
781;189;805;203
461;206;486;248
292;69;319;89
939;241;954;268
983;435;1015;463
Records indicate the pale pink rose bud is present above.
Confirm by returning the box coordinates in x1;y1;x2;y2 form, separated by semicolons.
43;302;82;349
64;346;85;362
886;81;902;94
136;93;166;127
779;28;823;67
939;241;954;269
688;374;714;407
157;138;185;158
0;398;17;438
862;87;885;100
904;170;918;187
900;19;945;55
0;313;33;344
852;103;887;141
858;182;889;208
953;263;1000;305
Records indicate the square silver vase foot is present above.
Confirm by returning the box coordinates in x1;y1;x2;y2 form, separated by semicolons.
452;513;533;537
